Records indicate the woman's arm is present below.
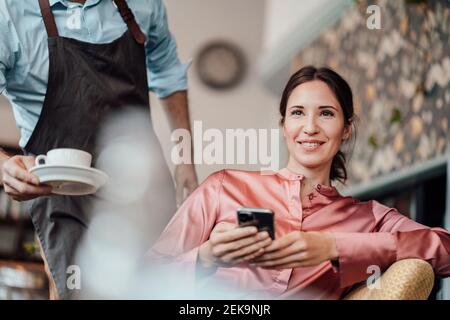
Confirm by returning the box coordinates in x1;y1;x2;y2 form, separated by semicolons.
148;171;224;267
148;170;273;278
331;200;450;288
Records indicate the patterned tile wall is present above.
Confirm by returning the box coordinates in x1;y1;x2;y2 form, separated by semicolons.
295;0;450;184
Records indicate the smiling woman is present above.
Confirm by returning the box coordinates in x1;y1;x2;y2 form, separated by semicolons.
280;66;355;186
148;66;450;300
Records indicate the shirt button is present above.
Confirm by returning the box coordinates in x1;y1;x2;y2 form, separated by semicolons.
309;194;314;200
317;184;321;190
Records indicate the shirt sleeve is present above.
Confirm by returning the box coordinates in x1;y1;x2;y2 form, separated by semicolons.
331;201;450;288
0;61;7;94
145;0;189;98
0;13;16;94
147;170;224;279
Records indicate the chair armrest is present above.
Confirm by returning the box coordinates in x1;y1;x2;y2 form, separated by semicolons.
343;259;434;300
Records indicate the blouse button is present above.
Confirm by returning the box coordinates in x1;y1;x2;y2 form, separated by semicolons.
317;184;321;190
308;194;314;200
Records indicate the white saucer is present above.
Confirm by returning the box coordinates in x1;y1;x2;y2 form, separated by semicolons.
29;164;109;196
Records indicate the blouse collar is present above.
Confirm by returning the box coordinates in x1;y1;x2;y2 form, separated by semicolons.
277;167;340;198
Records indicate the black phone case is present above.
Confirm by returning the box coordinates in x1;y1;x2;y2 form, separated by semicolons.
237;209;275;239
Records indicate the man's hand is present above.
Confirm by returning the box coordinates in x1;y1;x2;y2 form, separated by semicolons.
174;163;198;207
251;231;339;269
1;155;52;201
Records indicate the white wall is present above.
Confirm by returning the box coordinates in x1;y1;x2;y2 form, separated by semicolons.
262;0;353;52
263;0;320;51
152;0;281;182
260;0;354;95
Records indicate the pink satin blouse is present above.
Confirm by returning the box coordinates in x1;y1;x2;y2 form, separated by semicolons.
149;168;450;299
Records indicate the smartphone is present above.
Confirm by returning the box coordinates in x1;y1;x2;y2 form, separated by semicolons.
236;207;275;240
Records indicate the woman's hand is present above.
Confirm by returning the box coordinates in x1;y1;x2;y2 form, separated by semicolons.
198;222;272;269
251;231;338;268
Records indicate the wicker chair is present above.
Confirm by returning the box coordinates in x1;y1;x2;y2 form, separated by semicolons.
344;259;435;300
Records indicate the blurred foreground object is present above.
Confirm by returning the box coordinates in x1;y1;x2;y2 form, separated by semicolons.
76;108;177;299
0;261;48;300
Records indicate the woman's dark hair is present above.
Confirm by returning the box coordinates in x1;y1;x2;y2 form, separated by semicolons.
279;66;355;184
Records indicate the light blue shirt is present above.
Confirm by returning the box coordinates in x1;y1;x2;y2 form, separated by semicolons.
0;0;189;148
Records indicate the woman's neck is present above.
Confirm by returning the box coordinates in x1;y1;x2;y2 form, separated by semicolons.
286;160;331;197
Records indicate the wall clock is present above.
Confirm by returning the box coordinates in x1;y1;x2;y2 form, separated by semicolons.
196;41;246;90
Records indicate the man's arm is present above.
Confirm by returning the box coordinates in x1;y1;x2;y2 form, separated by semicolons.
0;149;10;184
0;12;52;200
145;0;198;205
161;91;191;134
160;90;198;206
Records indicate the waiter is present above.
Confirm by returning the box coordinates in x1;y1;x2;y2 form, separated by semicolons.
0;0;198;299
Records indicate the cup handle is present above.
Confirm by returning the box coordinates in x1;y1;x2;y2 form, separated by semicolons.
35;155;47;166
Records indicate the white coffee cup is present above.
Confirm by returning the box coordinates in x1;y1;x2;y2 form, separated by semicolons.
35;148;92;168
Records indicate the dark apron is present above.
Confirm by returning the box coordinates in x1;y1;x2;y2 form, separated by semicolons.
24;0;176;299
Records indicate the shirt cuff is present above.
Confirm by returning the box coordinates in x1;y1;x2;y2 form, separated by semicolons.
147;60;191;98
0;69;6;94
331;232;397;288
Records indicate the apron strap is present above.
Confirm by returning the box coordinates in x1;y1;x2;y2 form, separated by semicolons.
38;0;59;38
38;0;145;44
113;0;146;45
